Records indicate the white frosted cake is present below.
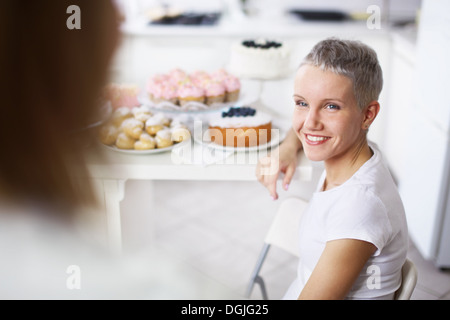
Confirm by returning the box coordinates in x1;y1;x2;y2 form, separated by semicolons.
208;107;272;147
228;39;291;79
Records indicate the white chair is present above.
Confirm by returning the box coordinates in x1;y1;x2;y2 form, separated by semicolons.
246;197;418;300
394;258;418;300
245;198;306;299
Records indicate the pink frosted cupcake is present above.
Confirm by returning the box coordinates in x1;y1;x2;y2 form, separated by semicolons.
147;73;170;85
190;71;211;88
148;82;178;105
168;68;188;85
146;74;170;100
204;82;226;105
148;73;170;86
223;75;241;102
103;83;140;109
177;84;205;106
210;69;230;83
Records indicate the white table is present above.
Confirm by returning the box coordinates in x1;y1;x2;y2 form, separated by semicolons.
87;140;313;253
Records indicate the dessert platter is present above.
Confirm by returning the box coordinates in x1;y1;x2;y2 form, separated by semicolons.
97;105;191;154
138;68;259;113
97;37;293;154
194;106;284;152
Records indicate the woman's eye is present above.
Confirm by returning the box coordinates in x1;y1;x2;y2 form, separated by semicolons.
326;104;340;110
296;101;308;107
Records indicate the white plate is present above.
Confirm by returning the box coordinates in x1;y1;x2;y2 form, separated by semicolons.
101;139;190;155
193;125;285;152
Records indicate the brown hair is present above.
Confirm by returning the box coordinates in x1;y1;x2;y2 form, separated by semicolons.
0;1;119;215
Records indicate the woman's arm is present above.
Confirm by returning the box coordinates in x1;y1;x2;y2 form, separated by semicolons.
298;239;377;300
255;128;303;200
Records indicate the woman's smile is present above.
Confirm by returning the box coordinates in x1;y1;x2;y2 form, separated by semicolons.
304;133;331;145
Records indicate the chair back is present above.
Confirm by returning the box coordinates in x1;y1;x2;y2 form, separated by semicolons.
394;259;418;300
265;198;308;257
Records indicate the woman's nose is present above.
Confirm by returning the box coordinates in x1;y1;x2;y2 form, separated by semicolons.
304;108;323;131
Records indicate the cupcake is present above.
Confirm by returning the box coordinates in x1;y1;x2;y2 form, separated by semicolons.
146;74;170;100
223;75;241;102
177;84;205;106
190;70;211;88
210;69;230;83
148;73;170;86
149;82;178;105
103;83;140;109
168;68;188;85
204;82;226;105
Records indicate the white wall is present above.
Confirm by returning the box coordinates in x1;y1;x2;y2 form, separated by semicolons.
392;0;450;263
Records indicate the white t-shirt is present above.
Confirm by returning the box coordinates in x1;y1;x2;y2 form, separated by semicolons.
283;143;408;300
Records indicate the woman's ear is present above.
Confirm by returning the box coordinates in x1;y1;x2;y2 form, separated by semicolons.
362;101;380;130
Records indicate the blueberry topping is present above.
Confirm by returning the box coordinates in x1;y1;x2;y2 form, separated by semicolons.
242;40;282;49
221;106;257;118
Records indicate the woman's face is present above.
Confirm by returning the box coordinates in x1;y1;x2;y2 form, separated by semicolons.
292;65;366;163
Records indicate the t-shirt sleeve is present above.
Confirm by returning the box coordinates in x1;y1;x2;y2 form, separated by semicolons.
324;186;392;256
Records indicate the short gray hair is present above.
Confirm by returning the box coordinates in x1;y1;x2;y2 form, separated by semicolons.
300;38;383;110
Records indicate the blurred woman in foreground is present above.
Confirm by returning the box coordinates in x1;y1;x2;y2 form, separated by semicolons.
0;1;232;299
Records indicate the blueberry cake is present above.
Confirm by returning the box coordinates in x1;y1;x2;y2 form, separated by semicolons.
208;107;272;147
228;39;291;79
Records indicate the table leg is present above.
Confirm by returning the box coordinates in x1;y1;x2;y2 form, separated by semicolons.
100;179;126;254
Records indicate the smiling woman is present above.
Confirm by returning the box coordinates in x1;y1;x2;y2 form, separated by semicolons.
292;39;382;186
256;38;408;300
292;64;378;168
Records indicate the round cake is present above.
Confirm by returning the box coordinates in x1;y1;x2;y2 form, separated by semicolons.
228;39;291;80
208;107;272;148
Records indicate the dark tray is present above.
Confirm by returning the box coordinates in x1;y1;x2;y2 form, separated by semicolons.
149;12;221;26
289;9;349;21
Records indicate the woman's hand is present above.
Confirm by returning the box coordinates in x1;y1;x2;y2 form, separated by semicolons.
255;128;302;200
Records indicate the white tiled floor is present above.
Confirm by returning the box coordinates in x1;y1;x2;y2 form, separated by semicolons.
120;179;450;300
